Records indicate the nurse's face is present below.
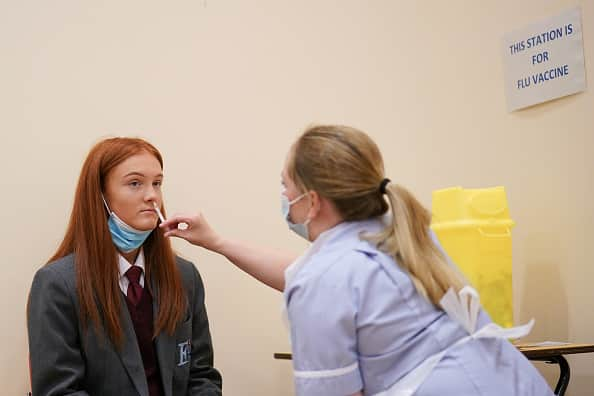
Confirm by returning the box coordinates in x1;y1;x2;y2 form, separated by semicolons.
104;151;163;231
281;163;310;224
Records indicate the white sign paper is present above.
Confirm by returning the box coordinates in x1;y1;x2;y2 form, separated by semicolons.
502;7;586;112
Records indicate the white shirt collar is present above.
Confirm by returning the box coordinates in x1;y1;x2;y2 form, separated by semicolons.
117;249;146;291
118;249;145;275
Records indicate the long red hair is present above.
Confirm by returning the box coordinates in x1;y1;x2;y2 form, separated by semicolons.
48;137;186;347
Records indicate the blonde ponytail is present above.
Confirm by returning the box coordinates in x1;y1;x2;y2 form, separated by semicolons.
364;183;464;306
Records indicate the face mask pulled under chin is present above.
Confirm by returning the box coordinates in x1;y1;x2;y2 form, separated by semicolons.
102;195;153;253
281;190;311;241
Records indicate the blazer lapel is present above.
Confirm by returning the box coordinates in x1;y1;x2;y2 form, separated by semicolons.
153;286;176;396
117;293;150;396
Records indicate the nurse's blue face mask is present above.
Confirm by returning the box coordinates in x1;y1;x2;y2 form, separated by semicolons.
102;195;153;253
281;187;311;241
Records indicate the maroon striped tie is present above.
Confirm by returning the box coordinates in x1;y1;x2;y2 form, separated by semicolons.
125;266;143;306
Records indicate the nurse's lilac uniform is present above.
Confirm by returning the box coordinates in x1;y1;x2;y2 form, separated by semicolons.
284;219;553;396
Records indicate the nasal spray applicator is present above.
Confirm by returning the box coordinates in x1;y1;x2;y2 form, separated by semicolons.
153;201;166;223
153;202;188;230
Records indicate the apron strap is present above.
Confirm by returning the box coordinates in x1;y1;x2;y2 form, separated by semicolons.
373;287;534;396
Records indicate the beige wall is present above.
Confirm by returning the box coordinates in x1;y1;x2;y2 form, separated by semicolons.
1;0;592;394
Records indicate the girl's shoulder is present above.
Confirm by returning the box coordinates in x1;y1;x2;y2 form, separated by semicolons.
36;253;77;284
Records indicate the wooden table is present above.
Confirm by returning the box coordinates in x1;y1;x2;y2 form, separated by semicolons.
274;343;594;396
515;343;594;395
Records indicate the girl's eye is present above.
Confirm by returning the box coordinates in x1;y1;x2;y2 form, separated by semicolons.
129;181;141;188
153;181;162;187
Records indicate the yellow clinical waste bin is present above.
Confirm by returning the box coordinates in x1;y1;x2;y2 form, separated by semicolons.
431;186;514;328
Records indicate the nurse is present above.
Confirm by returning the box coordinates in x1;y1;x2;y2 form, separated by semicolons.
161;125;553;396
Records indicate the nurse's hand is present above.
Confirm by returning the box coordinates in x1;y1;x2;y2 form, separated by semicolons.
159;212;223;252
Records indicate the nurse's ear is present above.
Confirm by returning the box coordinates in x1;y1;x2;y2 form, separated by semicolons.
305;190;322;220
306;190;339;221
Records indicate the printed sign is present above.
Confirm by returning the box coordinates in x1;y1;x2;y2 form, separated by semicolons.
502;7;586;111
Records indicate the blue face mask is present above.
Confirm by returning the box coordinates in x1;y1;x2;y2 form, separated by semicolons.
281;189;311;241
102;195;153;253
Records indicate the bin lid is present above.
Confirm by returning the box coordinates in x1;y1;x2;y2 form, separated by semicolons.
432;186;513;223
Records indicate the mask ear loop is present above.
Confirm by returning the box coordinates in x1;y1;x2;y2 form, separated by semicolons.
101;194;111;213
290;192;314;227
285;192;307;222
288;192;308;205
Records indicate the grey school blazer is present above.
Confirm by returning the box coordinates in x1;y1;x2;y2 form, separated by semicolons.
27;254;222;396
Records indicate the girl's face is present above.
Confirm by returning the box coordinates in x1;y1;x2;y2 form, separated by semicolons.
104;151;163;231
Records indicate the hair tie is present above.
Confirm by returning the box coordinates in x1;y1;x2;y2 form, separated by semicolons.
379;178;391;194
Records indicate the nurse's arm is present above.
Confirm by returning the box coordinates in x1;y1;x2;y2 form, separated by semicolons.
161;212;296;291
213;237;295;291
